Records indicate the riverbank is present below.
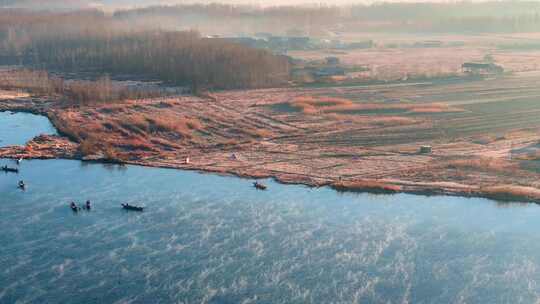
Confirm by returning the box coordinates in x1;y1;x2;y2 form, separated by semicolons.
3;139;540;204
2;73;540;204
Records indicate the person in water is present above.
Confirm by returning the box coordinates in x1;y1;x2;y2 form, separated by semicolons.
85;200;91;210
18;180;25;188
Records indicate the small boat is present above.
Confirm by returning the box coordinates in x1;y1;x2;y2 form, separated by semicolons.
2;166;19;173
70;202;79;212
122;203;144;212
253;181;267;190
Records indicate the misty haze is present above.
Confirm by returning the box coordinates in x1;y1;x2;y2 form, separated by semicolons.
2;1;540;303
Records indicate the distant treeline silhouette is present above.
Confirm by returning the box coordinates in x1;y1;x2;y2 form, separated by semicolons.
115;2;540;34
0;10;291;90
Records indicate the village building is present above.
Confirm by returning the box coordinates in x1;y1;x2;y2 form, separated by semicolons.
462;62;504;75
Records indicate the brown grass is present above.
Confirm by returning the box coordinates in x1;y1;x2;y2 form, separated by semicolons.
79;137;101;156
289;95;462;115
480;185;540;202
120;137;154;151
515;149;540;161
440;157;519;174
245;128;274;139
0;69;166;105
102;145;126;163
124;114;150;132
186;118;203;130
291;96;358;114
325;113;419;127
48;112;85;142
370;116;419;126
147;115;203;139
218;138;241;147
98;104;128;114
407;103;463;114
332;179;402;193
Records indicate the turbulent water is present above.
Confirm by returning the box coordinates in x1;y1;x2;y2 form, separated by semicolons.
2;113;540;304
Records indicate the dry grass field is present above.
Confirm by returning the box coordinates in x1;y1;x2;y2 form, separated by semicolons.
2;68;540;201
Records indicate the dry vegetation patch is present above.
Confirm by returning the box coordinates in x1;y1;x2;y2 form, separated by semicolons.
0;69;166;105
288;95;463;115
515;149;540;161
438;157;520;174
480;185;540;202
147;115;204;139
5;72;540;204
325;113;419;127
332;180;402;193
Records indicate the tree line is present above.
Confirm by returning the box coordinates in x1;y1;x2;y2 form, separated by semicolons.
0;10;291;90
114;2;540;34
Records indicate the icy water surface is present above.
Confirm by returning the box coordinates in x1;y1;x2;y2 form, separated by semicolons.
1;112;540;304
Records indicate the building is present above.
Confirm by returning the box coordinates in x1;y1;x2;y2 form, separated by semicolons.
419;145;432;154
462;62;504;75
309;66;346;77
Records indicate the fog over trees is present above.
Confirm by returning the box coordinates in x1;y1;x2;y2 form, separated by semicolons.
1;1;539;89
0;10;291;89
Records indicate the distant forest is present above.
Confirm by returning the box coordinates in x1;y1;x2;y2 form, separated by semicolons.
0;10;291;90
115;2;540;34
1;2;540;90
3;1;540;34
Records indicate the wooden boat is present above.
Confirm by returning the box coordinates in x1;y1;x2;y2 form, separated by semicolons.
122;203;144;212
2;166;19;173
253;181;267;190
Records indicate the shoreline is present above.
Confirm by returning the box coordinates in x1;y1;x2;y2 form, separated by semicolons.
1;151;539;205
3;77;540;205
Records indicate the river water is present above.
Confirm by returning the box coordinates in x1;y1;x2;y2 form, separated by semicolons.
0;111;57;146
1;112;540;304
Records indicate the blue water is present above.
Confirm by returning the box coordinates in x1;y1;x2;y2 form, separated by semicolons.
0;111;57;146
1;113;540;304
